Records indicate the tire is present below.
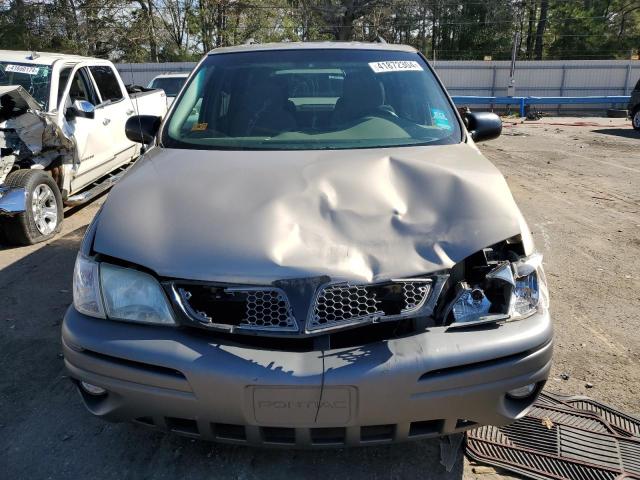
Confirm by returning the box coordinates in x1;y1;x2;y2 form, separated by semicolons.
632;108;640;131
0;170;63;245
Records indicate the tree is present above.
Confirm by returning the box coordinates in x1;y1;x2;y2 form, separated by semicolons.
135;0;159;62
158;0;194;57
534;0;548;59
0;0;638;61
313;0;379;41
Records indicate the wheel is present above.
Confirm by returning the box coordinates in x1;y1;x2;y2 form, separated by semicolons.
632;108;640;131
0;170;63;245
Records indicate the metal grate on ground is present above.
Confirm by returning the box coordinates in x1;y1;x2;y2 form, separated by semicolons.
466;392;640;480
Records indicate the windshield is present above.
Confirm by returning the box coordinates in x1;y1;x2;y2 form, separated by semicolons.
0;62;52;109
163;49;461;150
149;76;186;96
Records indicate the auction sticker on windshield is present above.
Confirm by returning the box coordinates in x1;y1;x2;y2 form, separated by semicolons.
431;108;453;130
5;65;41;75
369;61;423;73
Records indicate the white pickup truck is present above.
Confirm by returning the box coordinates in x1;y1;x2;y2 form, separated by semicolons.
0;51;168;245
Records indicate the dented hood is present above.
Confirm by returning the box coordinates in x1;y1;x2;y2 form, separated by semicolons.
93;144;532;283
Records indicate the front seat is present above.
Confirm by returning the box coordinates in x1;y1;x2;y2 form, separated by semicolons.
229;76;297;137
331;71;385;126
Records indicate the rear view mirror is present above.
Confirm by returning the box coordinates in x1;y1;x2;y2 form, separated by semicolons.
125;115;162;144
66;100;95;120
465;112;502;143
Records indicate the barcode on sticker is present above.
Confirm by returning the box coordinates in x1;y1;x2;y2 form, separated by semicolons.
5;65;40;75
369;61;423;73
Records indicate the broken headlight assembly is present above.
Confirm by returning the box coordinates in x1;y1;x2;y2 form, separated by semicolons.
73;254;176;325
443;252;548;328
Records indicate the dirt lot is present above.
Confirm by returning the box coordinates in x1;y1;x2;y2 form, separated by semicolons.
0;117;638;479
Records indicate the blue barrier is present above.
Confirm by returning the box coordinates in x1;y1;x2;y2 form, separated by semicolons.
451;95;631;117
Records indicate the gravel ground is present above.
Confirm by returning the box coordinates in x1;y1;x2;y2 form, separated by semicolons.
0;117;638;479
486;117;639;415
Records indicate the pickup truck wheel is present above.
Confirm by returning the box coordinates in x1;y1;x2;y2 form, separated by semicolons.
632;108;640;131
0;170;63;245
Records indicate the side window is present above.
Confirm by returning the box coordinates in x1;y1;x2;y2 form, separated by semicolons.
66;68;99;107
57;67;73;107
167;67;211;137
89;66;123;103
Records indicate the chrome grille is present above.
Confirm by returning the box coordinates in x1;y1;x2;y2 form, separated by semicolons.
175;285;298;332
176;278;435;334
308;280;432;332
402;281;430;311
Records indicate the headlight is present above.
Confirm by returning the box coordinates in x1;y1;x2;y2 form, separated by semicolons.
451;286;492;323
100;263;175;325
73;254;105;318
512;253;549;318
511;262;541;320
447;253;548;327
72;255;175;325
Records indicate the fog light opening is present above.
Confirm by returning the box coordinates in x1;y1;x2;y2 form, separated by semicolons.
80;381;107;396
506;383;537;399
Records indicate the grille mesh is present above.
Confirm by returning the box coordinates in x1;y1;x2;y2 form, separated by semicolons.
314;284;382;325
402;282;430;311
308;280;431;331
176;285;297;332
240;289;297;330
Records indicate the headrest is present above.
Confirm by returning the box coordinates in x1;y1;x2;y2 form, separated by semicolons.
341;71;384;108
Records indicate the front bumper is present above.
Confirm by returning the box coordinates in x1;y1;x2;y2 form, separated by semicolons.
62;306;553;447
0;186;27;215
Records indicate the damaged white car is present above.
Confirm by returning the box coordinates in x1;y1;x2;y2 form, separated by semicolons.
0;51;167;245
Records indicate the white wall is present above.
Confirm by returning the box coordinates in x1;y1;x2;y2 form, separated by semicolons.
432;60;639;97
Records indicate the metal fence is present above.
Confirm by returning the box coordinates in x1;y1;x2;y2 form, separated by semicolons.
116;59;640;113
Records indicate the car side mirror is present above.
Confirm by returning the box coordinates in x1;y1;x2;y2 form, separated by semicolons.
125;115;162;144
465;112;502;142
66;100;95;121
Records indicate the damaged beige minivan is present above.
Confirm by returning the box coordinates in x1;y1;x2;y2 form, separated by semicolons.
63;42;552;447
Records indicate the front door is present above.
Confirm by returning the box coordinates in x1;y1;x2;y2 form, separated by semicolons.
87;65;138;168
59;66;113;193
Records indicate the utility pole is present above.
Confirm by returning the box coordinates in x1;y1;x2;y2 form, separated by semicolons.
508;32;520;97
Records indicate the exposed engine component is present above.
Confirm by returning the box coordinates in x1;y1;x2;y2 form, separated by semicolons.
440;237;548;328
0;86;75;185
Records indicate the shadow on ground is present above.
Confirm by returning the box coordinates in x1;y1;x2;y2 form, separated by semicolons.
591;128;640;139
0;227;464;480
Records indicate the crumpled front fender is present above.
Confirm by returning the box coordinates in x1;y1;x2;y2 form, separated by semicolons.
0;186;27;215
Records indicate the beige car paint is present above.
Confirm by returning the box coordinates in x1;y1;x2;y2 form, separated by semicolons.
93;142;533;284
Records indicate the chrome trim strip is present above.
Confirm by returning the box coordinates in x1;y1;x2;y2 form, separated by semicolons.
447;313;510;329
